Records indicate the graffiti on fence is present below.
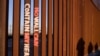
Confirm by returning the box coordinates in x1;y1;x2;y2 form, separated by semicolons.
34;7;39;47
24;3;31;56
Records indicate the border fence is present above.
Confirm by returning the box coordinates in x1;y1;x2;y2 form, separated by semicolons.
1;0;100;56
0;0;67;56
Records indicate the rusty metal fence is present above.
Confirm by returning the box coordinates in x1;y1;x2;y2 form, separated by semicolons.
0;0;67;56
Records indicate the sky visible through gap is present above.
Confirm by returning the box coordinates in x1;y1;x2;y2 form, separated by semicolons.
8;0;49;35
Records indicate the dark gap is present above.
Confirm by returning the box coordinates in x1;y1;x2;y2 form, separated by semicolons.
57;0;59;55
52;34;54;56
30;35;33;56
19;0;24;56
33;35;34;56
19;35;24;56
6;0;9;55
8;35;13;56
46;35;48;56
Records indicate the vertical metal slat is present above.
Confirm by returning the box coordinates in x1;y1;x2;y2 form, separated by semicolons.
41;0;46;56
13;0;20;56
24;0;31;56
63;0;67;56
53;0;58;56
48;0;53;56
34;0;39;56
0;0;8;56
59;0;63;56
